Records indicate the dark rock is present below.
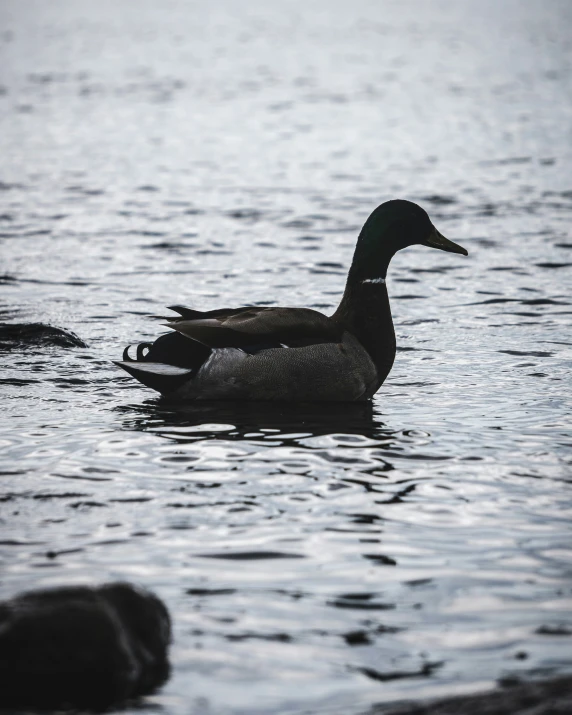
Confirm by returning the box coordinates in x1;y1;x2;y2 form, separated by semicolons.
0;582;171;712
0;322;87;350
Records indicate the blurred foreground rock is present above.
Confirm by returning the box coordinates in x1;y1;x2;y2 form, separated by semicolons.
0;582;171;711
379;674;572;715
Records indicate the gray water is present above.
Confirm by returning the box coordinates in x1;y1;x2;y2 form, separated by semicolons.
1;0;572;713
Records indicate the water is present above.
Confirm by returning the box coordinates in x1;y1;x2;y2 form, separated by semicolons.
1;0;572;712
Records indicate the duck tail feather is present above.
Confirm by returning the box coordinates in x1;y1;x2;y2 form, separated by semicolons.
167;305;204;320
136;342;152;361
114;361;193;395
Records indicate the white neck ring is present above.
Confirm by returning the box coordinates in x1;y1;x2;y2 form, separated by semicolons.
361;277;386;285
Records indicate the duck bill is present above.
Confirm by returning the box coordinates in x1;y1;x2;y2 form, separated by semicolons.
425;227;468;256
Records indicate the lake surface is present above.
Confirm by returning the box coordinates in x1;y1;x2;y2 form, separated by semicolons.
1;0;571;713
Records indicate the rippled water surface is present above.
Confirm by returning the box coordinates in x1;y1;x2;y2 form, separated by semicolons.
1;0;572;712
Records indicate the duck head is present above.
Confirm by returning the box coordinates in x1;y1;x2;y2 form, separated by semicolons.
350;199;468;281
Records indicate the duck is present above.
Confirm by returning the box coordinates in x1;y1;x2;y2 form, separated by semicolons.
116;199;467;401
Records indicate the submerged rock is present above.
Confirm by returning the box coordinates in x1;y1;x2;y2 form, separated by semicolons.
0;582;171;712
0;322;87;349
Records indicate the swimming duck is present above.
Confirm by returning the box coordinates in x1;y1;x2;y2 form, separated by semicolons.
116;199;467;401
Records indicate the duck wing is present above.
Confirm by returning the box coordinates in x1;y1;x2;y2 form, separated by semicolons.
165;306;342;350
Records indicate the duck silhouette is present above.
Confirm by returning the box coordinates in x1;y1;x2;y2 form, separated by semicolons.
116;199;467;401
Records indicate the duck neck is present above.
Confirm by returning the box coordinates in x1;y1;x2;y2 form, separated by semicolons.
332;253;396;383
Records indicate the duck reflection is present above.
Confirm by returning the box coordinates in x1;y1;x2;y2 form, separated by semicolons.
117;398;392;444
117;399;401;493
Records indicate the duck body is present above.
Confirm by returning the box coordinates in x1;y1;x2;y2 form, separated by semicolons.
169;330;377;401
116;200;467;401
119;300;388;401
